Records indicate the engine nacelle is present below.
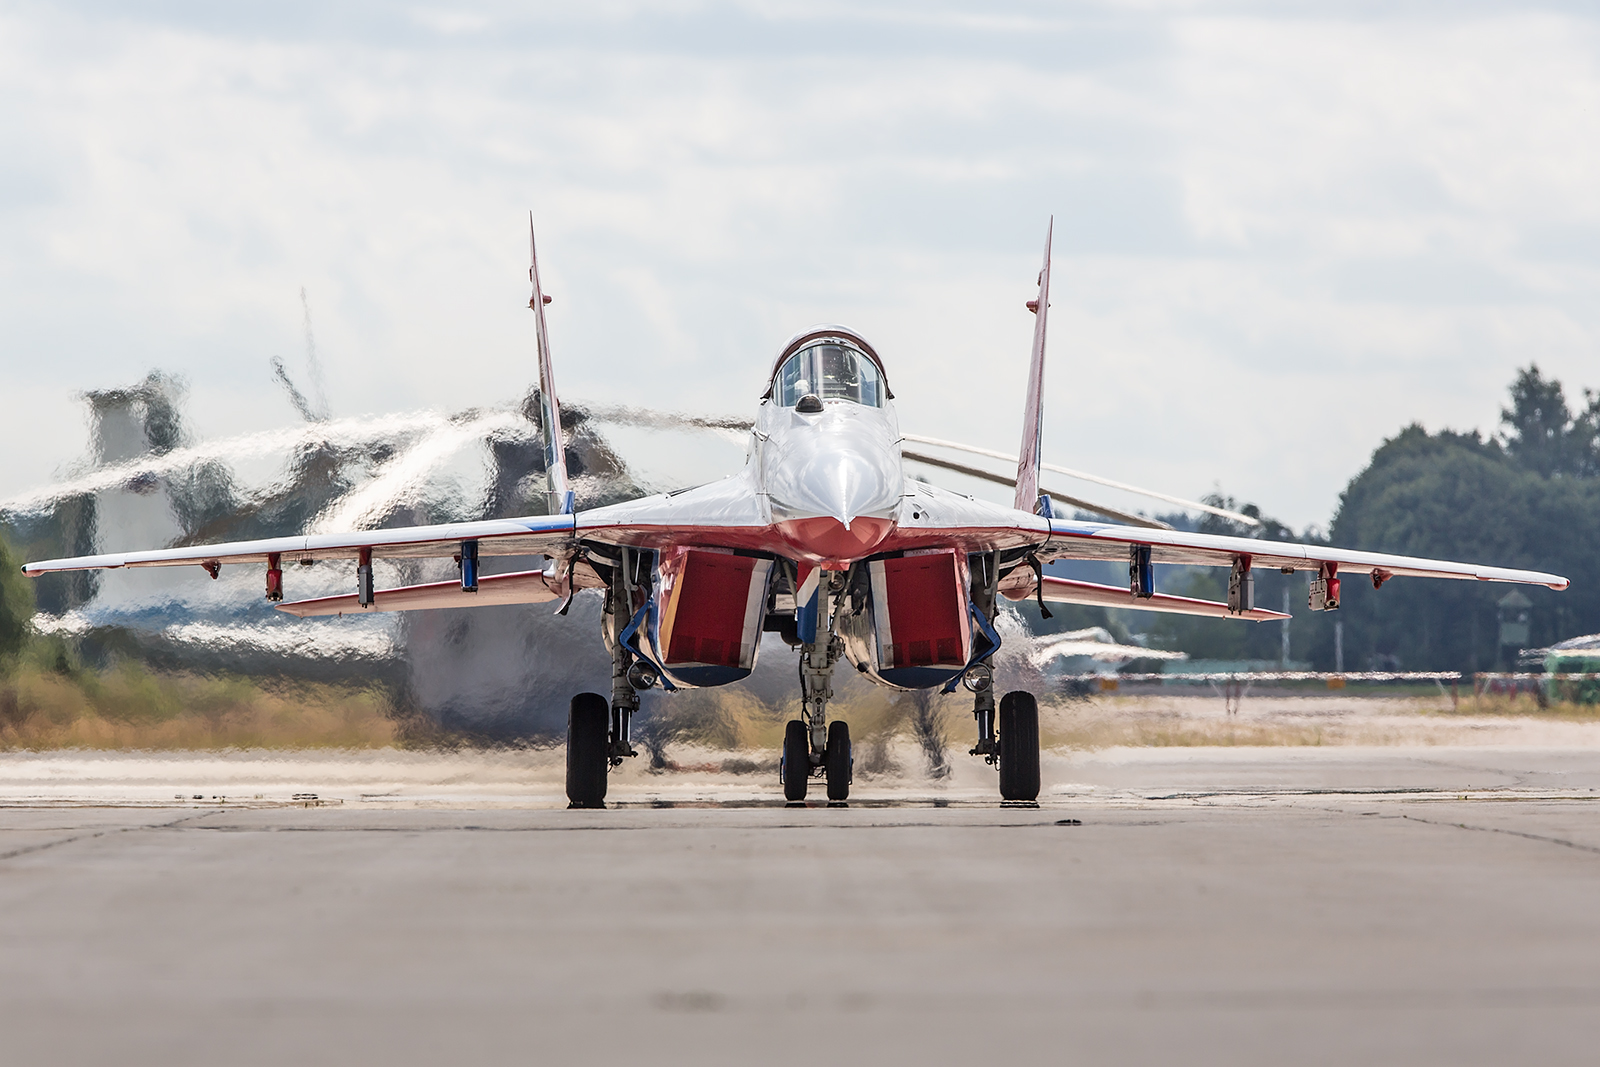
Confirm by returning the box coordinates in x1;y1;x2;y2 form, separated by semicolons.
839;549;979;691
633;547;775;689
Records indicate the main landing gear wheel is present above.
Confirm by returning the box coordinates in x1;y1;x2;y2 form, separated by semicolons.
566;692;611;809
782;720;810;802
998;691;1040;802
825;720;852;802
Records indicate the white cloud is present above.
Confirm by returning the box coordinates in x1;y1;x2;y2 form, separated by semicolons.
0;2;1596;530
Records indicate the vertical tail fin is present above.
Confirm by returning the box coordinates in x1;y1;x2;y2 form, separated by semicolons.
528;214;573;515
1014;218;1053;516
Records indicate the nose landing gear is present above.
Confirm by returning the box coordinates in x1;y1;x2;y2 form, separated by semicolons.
781;718;852;803
783;628;853;803
825;720;853;802
781;720;810;802
780;567;855;804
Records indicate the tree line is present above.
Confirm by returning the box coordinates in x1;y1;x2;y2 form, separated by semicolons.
1028;365;1600;673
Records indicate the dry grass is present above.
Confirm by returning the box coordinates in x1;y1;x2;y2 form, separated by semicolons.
1035;689;1600;752
1039;705;1336;750
1426;692;1600;722
0;663;399;750
5;652;1598;757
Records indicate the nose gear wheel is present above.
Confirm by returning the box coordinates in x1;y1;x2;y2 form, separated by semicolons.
781;720;810;802
825;720;852;802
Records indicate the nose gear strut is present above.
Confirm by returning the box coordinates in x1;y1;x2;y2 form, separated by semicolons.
784;568;852;802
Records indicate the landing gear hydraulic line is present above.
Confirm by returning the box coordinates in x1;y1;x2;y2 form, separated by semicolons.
606;548;645;767
798;570;845;770
968;550;1001;764
782;565;854;804
609;635;639;767
969;665;998;764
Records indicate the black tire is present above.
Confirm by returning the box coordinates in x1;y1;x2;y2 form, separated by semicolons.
566;693;610;808
825;720;852;802
782;720;809;802
998;691;1040;802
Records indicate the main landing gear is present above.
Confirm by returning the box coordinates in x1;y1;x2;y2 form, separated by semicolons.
997;691;1041;802
566;669;639;809
566;693;610;809
968;666;1040;802
564;675;645;808
566;552;649;809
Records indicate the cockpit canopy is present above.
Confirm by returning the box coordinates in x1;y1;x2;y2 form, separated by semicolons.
766;329;891;409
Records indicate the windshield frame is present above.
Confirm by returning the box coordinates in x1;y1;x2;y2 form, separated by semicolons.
763;327;893;404
774;343;883;408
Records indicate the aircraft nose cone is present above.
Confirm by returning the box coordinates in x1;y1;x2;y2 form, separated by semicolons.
827;449;892;527
777;514;895;561
771;447;900;561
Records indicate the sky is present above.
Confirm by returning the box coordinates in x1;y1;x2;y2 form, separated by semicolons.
1;0;1597;530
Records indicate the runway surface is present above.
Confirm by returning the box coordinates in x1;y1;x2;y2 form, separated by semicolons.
3;747;1599;1066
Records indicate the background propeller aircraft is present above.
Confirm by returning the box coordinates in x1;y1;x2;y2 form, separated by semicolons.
22;220;1570;807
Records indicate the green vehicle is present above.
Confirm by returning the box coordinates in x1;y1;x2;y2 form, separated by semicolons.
1543;635;1600;705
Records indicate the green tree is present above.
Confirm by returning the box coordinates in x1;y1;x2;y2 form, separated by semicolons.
1328;423;1600;671
0;532;34;668
1500;364;1600;477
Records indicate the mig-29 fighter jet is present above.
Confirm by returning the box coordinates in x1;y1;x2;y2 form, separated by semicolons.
23;221;1569;807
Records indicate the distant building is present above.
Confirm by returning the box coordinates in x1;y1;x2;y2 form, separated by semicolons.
1497;589;1532;664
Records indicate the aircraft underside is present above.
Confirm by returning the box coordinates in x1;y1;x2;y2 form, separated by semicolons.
570;538;1042;808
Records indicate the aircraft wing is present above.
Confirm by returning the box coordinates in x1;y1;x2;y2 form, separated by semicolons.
20;515;576;575
1039;518;1569;590
17;477;770;616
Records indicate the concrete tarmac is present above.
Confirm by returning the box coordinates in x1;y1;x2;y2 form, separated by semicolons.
3;748;1600;1066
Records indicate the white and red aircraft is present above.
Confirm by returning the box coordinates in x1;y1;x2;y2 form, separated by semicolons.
23;221;1569;806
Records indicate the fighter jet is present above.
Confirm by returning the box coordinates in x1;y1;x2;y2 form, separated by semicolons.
23;220;1569;807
